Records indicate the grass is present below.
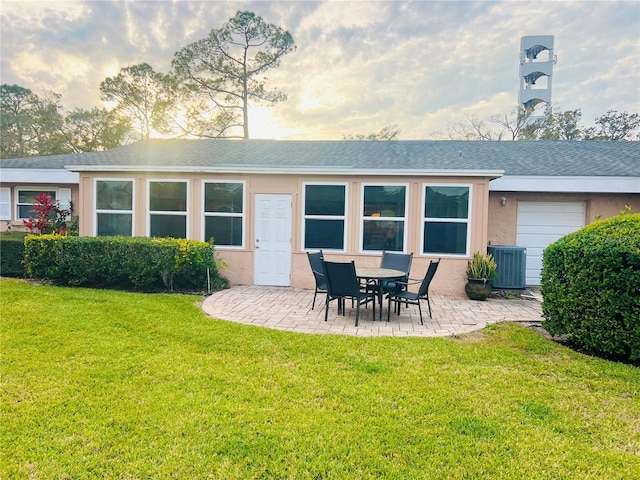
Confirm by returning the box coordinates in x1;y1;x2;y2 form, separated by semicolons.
1;277;638;479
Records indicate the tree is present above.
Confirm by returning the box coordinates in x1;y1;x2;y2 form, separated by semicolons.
583;110;640;141
437;107;639;142
100;63;181;140
343;124;400;141
172;10;295;139
60;107;133;152
489;107;534;141
0;84;65;158
445;114;504;141
519;108;583;140
431;110;536;141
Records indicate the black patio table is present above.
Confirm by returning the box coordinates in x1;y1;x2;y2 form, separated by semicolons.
356;267;405;320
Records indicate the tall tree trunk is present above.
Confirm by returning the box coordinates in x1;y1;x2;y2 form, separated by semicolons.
243;48;249;140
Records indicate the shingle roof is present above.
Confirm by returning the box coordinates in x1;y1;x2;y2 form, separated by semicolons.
1;155;71;170
1;140;639;177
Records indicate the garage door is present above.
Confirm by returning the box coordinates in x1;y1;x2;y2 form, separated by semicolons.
516;201;585;286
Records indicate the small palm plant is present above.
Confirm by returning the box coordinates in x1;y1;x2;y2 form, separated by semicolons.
466;251;497;282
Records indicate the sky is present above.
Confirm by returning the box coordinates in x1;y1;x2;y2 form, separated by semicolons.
1;0;639;140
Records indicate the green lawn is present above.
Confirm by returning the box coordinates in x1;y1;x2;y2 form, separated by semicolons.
1;278;638;479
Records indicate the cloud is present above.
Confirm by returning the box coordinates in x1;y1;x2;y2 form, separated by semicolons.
1;0;638;140
9;49;92;93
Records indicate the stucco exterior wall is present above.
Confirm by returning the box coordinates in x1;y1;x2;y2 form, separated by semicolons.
487;191;640;245
78;172;494;297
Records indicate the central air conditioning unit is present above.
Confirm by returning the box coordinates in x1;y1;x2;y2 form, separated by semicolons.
488;245;527;289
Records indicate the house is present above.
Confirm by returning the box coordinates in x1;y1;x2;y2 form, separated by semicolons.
1;140;638;296
0;156;79;230
485;141;639;284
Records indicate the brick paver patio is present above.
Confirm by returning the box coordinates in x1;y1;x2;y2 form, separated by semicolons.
202;286;544;337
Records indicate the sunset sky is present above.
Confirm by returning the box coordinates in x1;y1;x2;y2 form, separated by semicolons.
1;0;638;140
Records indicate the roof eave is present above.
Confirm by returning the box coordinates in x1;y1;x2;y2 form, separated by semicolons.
66;164;504;178
490;175;640;193
0;168;79;184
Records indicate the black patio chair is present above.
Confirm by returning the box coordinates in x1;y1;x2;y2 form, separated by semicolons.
387;259;440;324
307;251;326;310
379;251;413;293
322;260;376;326
365;251;413;306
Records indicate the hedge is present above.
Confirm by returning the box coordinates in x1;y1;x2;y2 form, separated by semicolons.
0;231;28;277
24;235;229;292
541;213;640;362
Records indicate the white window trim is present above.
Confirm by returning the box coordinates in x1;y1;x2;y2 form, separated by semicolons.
58;188;72;221
94;178;135;237
421;183;473;258
147;179;189;238
202;179;246;249
15;186;63;220
301;181;348;253
0;187;11;221
360;182;409;254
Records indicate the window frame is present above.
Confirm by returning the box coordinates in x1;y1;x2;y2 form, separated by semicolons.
421;183;472;258
360;182;409;254
147;179;189;239
94;178;135;237
202;180;246;249
15;187;70;220
301;181;348;253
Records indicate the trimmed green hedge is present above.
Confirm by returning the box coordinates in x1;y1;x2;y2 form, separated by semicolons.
541;213;640;361
0;231;28;277
24;235;229;292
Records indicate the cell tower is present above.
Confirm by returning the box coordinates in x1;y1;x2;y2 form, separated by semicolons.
519;35;556;118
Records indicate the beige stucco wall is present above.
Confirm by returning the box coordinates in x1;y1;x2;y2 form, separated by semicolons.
0;183;80;232
487;191;640;246
78;172;494;297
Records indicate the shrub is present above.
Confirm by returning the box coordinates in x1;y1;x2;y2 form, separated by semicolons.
0;231;27;277
23;193;72;235
541;213;640;361
24;235;229;292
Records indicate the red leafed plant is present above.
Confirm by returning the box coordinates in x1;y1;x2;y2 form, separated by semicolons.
23;193;72;235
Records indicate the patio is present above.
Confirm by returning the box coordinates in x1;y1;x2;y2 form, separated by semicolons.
201;286;544;337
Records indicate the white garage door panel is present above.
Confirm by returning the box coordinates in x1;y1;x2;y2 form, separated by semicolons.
518;209;584;222
518;216;584;228
518;225;583;235
516;201;585;286
518;201;585;213
523;246;545;257
520;233;572;247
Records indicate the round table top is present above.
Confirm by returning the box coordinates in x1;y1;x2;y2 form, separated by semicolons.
355;267;405;279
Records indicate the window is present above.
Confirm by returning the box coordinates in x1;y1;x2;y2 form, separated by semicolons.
17;189;56;219
203;181;244;247
361;184;407;252
95;180;134;236
148;180;188;238
16;188;71;220
303;183;347;251
422;185;471;256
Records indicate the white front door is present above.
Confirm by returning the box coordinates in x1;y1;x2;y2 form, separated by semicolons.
516;201;586;285
254;194;292;286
